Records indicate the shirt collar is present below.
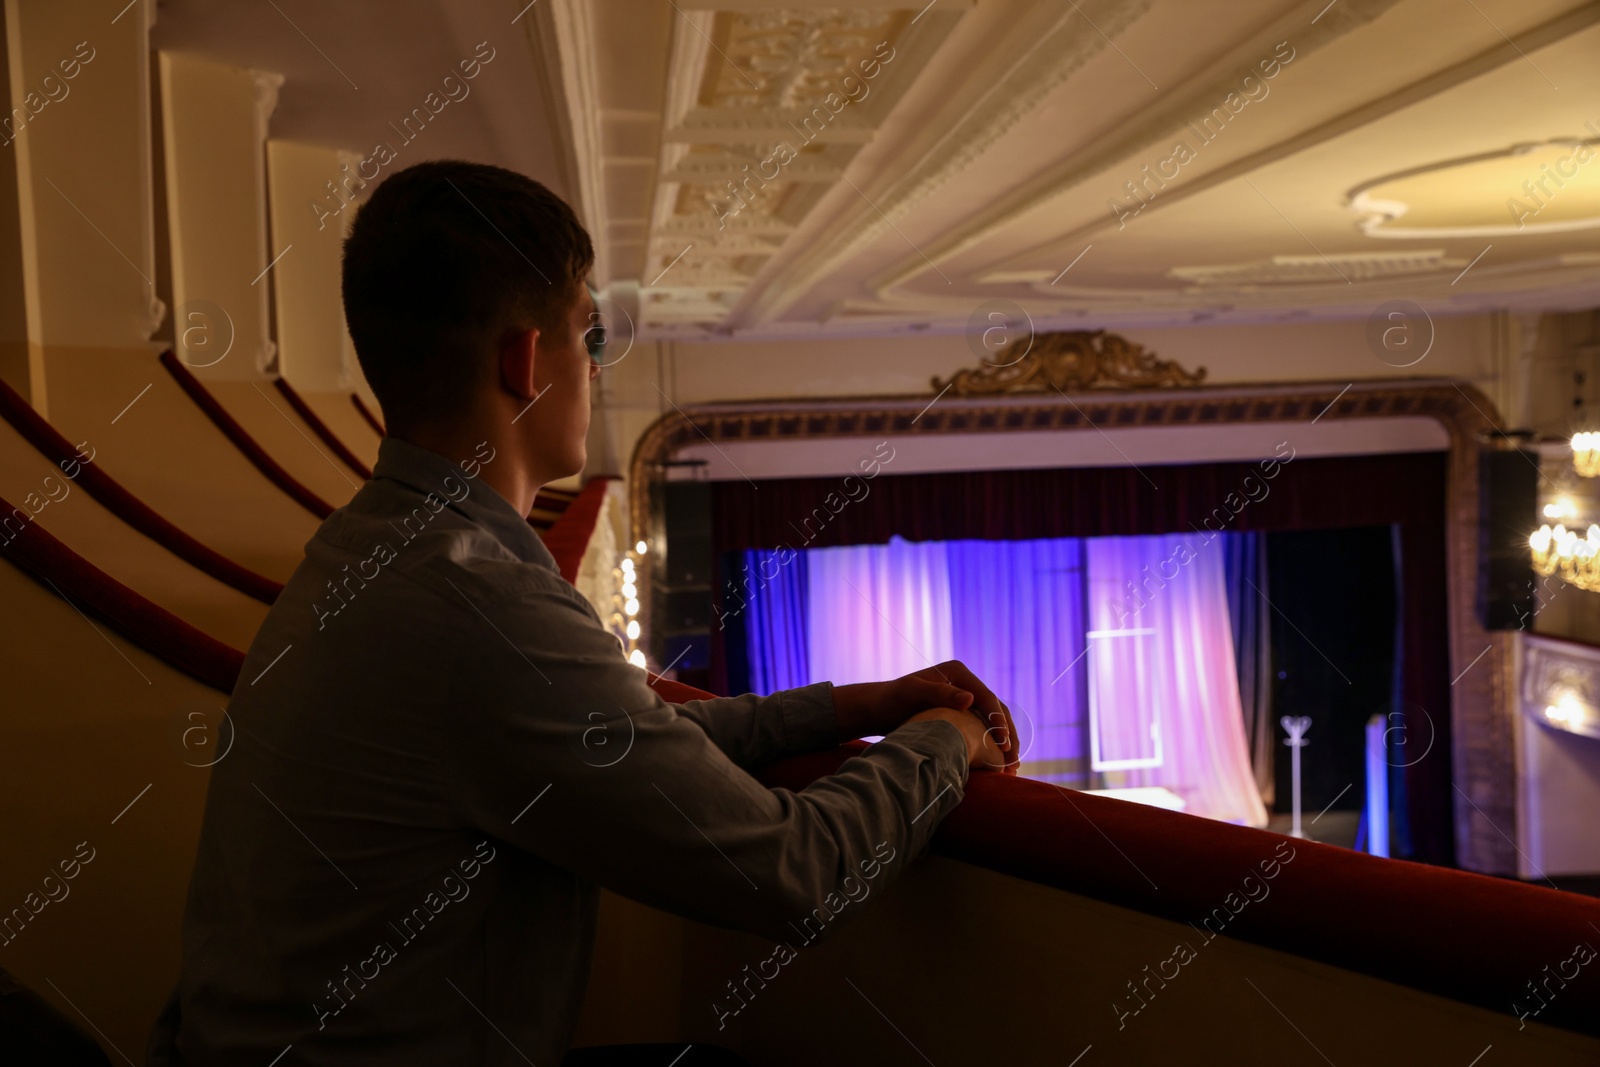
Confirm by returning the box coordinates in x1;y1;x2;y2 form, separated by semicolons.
371;437;556;571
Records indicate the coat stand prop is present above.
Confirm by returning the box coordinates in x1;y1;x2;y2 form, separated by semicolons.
1281;715;1312;840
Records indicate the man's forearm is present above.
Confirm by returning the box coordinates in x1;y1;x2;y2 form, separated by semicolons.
671;681;840;767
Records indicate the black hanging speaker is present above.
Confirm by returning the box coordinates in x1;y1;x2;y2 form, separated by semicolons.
1477;438;1539;630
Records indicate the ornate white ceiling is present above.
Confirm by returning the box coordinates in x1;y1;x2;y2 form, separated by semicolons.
554;0;1600;341
151;0;1600;344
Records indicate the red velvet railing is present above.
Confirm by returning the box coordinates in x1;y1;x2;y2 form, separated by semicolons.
7;474;1596;1039
540;476;616;584
350;392;385;438
272;378;373;479
0;377;282;604
758;743;1600;1038
159;351;335;519
0;494;246;693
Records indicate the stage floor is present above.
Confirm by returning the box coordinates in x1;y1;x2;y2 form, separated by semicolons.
1265;810;1359;851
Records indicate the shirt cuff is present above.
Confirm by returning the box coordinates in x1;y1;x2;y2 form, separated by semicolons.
778;680;840;754
878;718;971;791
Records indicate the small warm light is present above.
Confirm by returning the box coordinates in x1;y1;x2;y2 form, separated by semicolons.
626;620;640;640
620;558;635;574
1544;690;1588;726
624;597;639;617
1574;432;1600;478
621;581;637;599
635;540;648;555
628;649;647;669
1543;498;1577;521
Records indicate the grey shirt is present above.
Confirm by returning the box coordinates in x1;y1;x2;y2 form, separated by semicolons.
165;437;969;1066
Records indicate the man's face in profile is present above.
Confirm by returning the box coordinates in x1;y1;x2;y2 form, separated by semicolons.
529;281;601;484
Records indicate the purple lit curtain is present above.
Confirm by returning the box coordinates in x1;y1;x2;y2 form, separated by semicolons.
752;535;1092;782
945;538;1088;784
745;531;1272;823
1083;533;1269;827
740;548;810;694
804;537;954;686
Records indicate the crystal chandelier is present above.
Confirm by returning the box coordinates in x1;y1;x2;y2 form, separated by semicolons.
1572;432;1600;478
1530;523;1600;592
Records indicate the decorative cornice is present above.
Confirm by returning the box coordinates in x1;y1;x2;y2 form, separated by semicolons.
251;68;283;378
250;69;284;127
628;380;1481;475
530;0;611;285
931;330;1205;395
141;294;168;342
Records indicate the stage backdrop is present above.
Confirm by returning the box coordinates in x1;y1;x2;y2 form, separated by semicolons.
708;451;1452;864
731;532;1268;826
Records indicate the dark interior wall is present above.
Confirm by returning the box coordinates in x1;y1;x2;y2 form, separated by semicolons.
0;10;34;402
654;479;713;693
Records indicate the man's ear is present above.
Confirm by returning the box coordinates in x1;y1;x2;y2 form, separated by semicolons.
499;327;541;401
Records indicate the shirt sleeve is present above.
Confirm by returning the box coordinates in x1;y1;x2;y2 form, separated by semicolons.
441;568;970;944
670;683;842;768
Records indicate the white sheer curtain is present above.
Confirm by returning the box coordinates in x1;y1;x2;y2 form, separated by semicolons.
1084;534;1269;827
805;537;954;687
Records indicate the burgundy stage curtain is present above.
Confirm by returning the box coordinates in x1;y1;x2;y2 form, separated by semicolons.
709;450;1454;866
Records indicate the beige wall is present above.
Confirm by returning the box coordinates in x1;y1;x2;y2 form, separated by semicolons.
267;139;362;393
1;0;162;412
159;51;279;382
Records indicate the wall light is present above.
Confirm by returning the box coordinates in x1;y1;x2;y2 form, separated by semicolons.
1572;432;1600;478
1544;689;1589;728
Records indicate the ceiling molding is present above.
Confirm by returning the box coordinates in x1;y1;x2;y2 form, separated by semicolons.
1168;250;1466;287
797;254;1600;333
1349;138;1600;238
1014;251;1600;316
524;0;611;285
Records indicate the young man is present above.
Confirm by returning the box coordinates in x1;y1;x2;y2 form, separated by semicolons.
153;161;1013;1067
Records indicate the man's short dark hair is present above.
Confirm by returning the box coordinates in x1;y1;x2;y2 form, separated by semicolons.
341;160;594;429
